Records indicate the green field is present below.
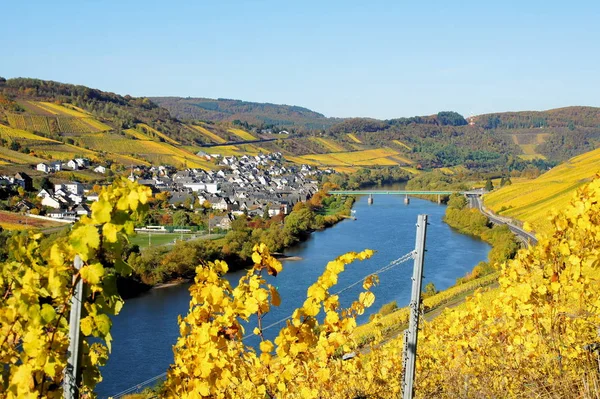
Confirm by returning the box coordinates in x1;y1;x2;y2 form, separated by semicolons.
130;232;225;249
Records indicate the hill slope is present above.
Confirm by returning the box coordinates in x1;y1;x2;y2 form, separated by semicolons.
483;146;600;234
473;106;600;161
2;77;599;173
151;96;338;130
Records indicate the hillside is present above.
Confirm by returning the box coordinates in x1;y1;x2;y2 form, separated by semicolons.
483;146;600;235
151;96;338;130
1;77;598;175
473;106;600;161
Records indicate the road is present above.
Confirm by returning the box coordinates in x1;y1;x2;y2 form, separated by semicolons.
470;195;538;247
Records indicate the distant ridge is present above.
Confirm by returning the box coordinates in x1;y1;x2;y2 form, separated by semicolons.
150;96;339;130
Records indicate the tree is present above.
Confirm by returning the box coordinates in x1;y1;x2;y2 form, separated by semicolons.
422;282;438;298
173;210;190;227
485;178;494;191
39;176;53;190
263;205;270;220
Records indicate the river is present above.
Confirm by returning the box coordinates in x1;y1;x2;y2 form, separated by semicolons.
97;191;491;398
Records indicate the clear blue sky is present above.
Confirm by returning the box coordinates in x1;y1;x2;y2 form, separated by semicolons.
2;1;599;119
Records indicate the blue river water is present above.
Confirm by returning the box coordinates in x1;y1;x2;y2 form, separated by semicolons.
96;192;491;397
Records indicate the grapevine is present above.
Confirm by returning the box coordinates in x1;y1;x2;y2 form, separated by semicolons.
0;178;151;398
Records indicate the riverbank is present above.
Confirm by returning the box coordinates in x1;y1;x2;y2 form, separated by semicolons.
118;191;355;298
443;194;518;283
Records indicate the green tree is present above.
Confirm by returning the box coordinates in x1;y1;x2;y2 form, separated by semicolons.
485;179;494;191
422;282;438;298
173;210;190;227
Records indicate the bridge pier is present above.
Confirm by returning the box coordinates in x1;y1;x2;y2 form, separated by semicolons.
404;194;410;205
368;194;373;205
437;194;441;204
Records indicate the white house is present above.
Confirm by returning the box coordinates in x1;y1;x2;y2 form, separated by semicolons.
75;158;89;168
37;163;51;173
67;160;79;170
94;165;107;174
68;193;83;205
212;198;231;211
37;188;53;199
74;203;90;216
41;196;61;209
55;182;84;196
205;182;220;193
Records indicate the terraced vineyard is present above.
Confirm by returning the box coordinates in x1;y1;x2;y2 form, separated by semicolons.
77;133;212;169
391;139;411;150
0;146;44;164
0;125;57;145
308;137;347;152
198;143;266;157
6;113;110;134
189;124;227;144
346;133;362;143
227;128;256;141
32;142;99;162
0;211;66;230
298;147;400;167
509;132;550;160
32;101;90;117
484;146;600;235
137;123;180;145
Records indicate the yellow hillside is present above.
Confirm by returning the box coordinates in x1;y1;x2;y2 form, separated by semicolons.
297;148;400;167
308;137;346;152
227;128;256;141
0;125;58;144
31;101;112;131
77;133;212;169
137;123;180;145
346;133;362;143
484;146;600;235
392;139;411;150
0;147;44;165
189;125;227;144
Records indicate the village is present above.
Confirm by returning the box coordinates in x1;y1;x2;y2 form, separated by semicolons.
0;152;326;232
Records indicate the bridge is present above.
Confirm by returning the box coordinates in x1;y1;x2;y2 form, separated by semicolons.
329;189;536;247
328;189;485;204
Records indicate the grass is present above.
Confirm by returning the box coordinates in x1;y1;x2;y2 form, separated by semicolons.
227;128;256;141
346;133;362;143
189;125;227;144
484;146;600;235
